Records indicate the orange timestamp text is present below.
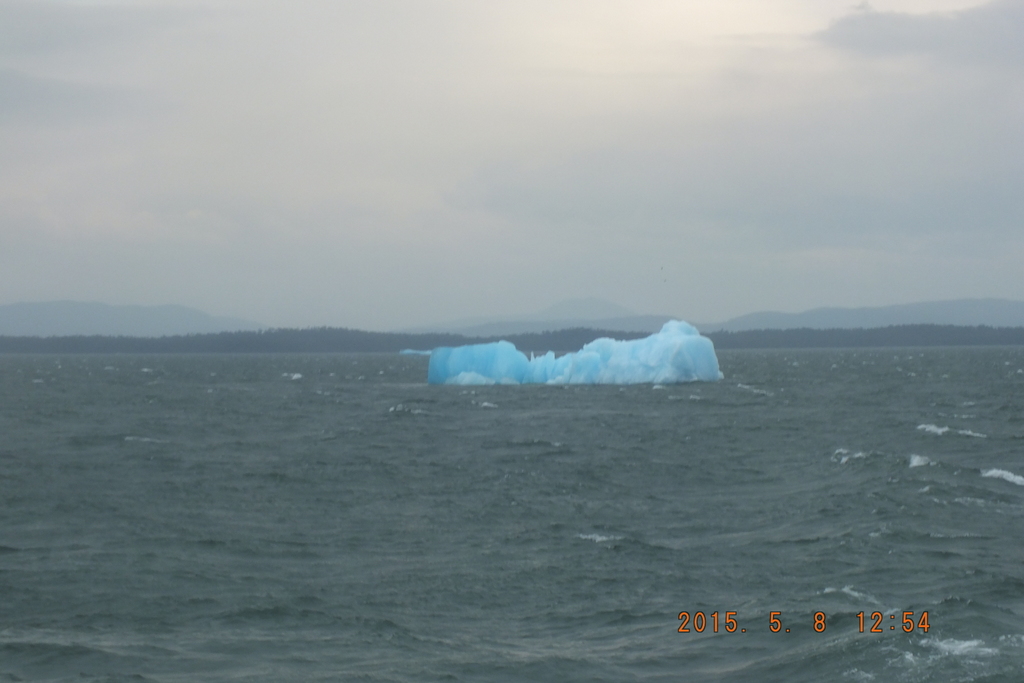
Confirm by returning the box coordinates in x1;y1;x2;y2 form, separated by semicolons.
677;610;930;634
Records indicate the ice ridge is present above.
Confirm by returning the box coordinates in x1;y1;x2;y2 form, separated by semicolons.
427;320;722;385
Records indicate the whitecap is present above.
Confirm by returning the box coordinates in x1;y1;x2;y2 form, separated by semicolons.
578;533;622;543
981;469;1024;486
928;532;979;539
283;373;302;380
909;455;932;468
836;451;867;465
920;638;997;656
821;585;881;604
917;424;949;435
737;383;773;396
957;429;987;438
841;586;879;602
389;404;428;415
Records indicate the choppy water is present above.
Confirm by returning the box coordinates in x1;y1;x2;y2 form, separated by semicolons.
2;348;1024;682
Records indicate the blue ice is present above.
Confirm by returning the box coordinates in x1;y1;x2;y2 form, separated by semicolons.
427;320;722;385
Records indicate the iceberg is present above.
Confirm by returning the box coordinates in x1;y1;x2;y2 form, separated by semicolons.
427;320;722;385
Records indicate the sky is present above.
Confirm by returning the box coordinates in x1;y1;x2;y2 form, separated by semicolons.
1;0;1022;330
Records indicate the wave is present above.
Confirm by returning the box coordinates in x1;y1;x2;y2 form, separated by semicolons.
920;638;998;656
917;424;950;435
981;469;1024;486
578;533;623;543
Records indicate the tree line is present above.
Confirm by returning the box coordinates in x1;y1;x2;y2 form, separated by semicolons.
1;324;1023;354
706;325;1024;349
0;326;645;354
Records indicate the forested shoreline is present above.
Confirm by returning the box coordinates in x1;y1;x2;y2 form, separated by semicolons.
0;327;644;354
3;324;1024;353
707;325;1024;349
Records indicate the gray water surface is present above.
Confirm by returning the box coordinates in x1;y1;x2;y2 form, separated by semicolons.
2;349;1023;682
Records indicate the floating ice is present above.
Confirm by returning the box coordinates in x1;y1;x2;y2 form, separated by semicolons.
427;320;722;385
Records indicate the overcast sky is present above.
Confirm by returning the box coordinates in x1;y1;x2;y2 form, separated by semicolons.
1;0;1021;330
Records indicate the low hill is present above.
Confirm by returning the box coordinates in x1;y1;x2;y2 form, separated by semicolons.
0;327;646;354
703;299;1024;331
2;324;1024;353
0;301;263;337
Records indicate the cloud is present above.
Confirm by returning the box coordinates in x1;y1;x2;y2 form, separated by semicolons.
454;6;1024;252
820;0;1024;65
1;1;1022;327
0;0;187;57
0;69;156;125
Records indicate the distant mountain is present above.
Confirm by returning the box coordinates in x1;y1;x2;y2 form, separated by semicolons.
529;297;637;321
406;297;1024;338
4;323;1024;354
404;297;675;336
445;315;672;337
0;301;264;337
700;299;1024;332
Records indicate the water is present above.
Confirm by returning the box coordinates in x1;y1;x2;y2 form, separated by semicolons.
2;348;1023;682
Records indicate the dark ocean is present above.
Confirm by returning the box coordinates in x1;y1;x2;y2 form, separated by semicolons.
2;348;1024;682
